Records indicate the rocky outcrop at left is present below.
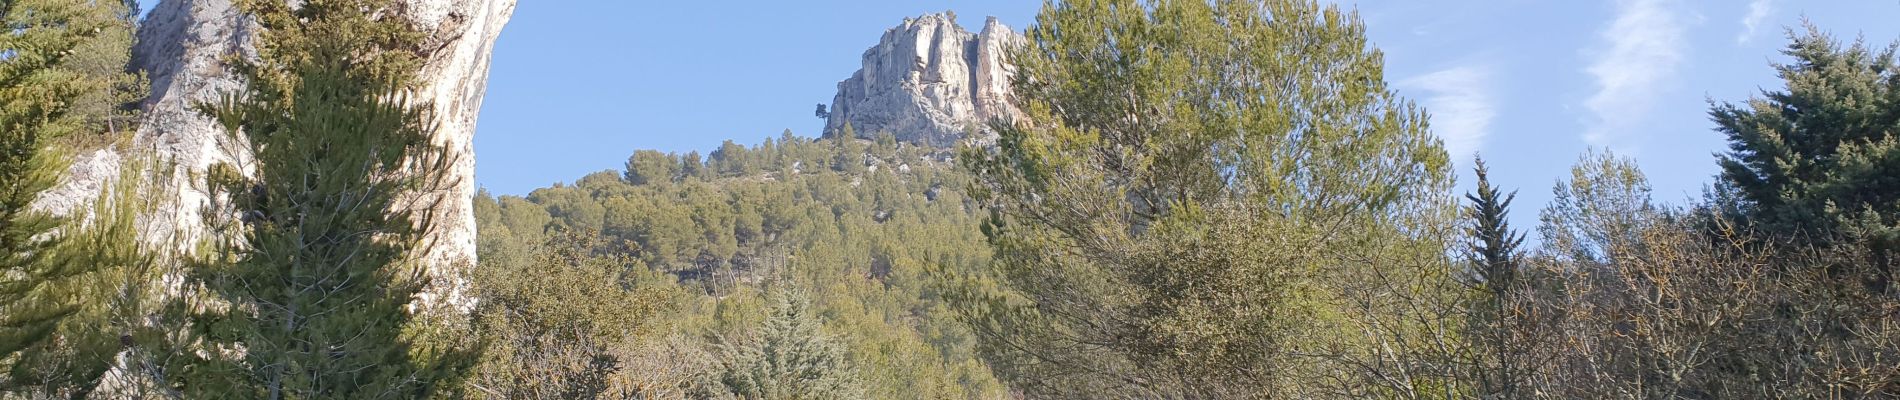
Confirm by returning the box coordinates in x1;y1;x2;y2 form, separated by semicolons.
38;0;516;310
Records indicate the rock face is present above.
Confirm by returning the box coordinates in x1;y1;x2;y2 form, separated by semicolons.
42;0;514;309
824;13;1020;147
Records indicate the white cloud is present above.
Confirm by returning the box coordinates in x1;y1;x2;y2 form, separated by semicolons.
1582;0;1686;148
1737;0;1774;44
1403;65;1496;161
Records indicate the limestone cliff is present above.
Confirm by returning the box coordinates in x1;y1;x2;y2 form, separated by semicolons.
40;0;514;309
824;13;1020;146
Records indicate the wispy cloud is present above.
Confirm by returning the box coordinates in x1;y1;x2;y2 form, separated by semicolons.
1403;65;1496;161
1737;0;1774;44
1582;0;1686;149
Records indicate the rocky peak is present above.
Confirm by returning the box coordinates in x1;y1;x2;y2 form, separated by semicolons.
824;12;1020;147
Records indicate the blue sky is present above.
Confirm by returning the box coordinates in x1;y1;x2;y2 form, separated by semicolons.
472;0;1038;192
471;0;1899;228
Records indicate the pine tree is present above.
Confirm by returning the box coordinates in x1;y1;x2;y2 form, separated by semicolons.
954;0;1459;397
1540;149;1657;266
712;140;754;177
682;151;709;181
830;123;863;174
0;0;144;394
173;0;473;397
58;0;145;142
625;149;680;185
720;285;865;400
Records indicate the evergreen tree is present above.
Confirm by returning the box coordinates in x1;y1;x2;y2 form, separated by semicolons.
623;148;684;186
720;285;865;400
682;151;710;180
0;0;145;394
758;137;782;173
1465;156;1526;293
59;0;145;141
954;0;1459;397
624;149;680;185
175;0;473;397
712;139;754;177
830;124;862;174
1460;156;1530;398
1712;26;1900;291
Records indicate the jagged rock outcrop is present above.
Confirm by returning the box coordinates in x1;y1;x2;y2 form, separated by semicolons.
40;0;514;309
824;13;1020;146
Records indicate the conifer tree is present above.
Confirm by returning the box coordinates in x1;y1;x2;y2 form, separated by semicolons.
682;151;710;180
1712;26;1900;291
625;149;680;185
720;285;865;400
1460;156;1530;398
59;0;144;141
0;0;145;394
830;123;862;174
1;1;89;369
713;140;754;177
1465;156;1525;294
955;0;1458;397
174;0;473;397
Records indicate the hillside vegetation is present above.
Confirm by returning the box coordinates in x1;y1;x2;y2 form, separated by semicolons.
3;0;1900;399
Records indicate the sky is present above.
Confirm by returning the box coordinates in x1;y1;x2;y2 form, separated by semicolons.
471;0;1900;230
472;0;1038;192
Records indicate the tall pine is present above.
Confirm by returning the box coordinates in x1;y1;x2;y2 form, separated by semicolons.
0;0;145;395
1460;156;1530;398
174;0;472;397
954;0;1459;397
1465;157;1525;294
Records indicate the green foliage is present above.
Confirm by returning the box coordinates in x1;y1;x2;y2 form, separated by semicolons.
0;0;146;395
0;0;140;148
1458;156;1532;398
15;0;1900;398
1514;157;1900;398
457;7;1900;400
712;140;758;178
0;167;159;400
477;132;1006;399
719;285;865;400
170;0;474;397
626;150;682;185
10;162;164;399
1464;157;1526;292
469;231;704;399
952;0;1459;398
1538;149;1657;265
1712;26;1900;292
1475;40;1900;393
55;0;145;145
0;20;80;386
682;151;710;181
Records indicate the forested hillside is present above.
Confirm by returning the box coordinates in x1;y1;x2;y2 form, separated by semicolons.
471;131;1006;398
